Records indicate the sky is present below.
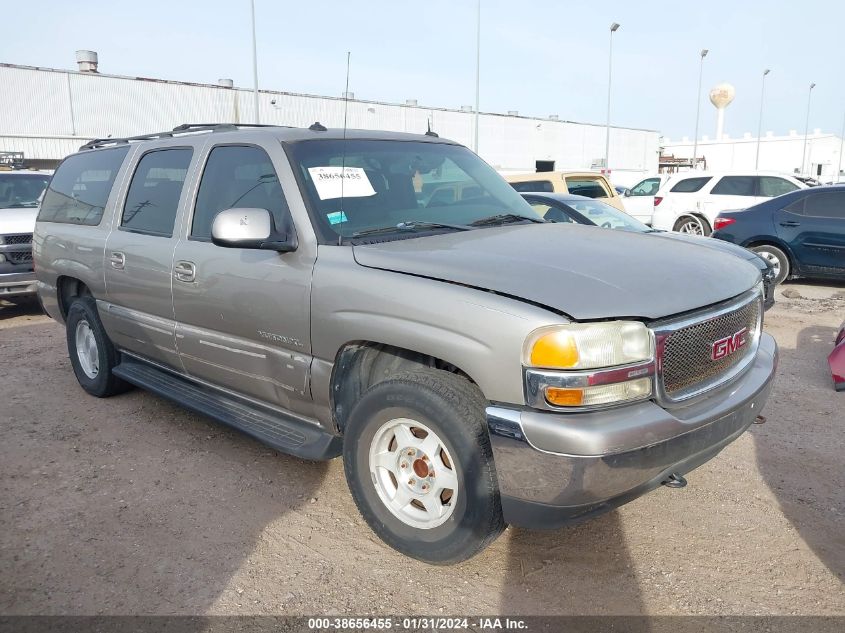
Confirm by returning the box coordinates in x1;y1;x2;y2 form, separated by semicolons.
2;0;843;140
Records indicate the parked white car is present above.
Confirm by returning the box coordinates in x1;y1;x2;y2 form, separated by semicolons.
0;170;51;297
619;175;670;225
651;172;806;235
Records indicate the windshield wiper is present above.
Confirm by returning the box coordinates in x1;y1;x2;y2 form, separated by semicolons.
5;202;39;208
469;213;545;227
352;221;472;238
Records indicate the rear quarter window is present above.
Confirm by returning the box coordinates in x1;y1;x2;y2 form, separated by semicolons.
669;176;712;193
38;147;129;225
565;177;610;199
711;176;755;196
510;180;554;193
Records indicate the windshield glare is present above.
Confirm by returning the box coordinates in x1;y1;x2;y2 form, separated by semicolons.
566;198;651;232
0;174;50;208
289;140;541;241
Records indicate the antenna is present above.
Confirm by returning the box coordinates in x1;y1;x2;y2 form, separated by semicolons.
338;51;351;245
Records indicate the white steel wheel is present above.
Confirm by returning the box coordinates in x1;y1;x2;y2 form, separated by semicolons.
75;319;100;379
368;417;458;529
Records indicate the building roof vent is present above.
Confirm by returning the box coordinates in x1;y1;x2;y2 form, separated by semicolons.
405;99;418;106
549;114;559;120
75;50;99;73
508;110;519;116
342;91;355;100
460;105;473;112
218;78;234;88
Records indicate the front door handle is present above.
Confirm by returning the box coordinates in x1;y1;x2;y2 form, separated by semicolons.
779;220;801;228
174;261;196;283
109;251;125;269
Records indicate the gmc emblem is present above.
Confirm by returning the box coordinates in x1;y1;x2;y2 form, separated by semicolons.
711;327;748;360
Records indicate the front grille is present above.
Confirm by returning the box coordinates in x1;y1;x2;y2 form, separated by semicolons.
3;234;32;245
660;295;761;399
7;251;33;264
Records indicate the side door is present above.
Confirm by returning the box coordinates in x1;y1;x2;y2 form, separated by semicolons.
775;191;845;273
623;177;661;224
171;142;315;413
103;145;196;369
704;175;757;225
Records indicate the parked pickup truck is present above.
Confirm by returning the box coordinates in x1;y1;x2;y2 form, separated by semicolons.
0;170;51;298
34;124;778;563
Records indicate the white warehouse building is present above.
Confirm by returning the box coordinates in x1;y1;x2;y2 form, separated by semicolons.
663;130;844;183
0;58;659;181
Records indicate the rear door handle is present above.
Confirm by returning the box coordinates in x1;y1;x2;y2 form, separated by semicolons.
109;251;125;269
174;260;196;283
779;220;801;227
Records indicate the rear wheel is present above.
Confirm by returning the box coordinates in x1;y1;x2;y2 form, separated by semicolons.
343;369;505;564
65;297;130;397
674;215;711;236
751;244;790;285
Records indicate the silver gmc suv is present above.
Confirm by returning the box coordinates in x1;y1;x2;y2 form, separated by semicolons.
34;124;778;563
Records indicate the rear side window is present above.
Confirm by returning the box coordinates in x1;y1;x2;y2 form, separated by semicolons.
802;192;845;219
121;149;193;237
711;176;755;196
669;177;711;193
38;147;129;225
565;177;610;199
510;180;554;193
758;176;799;198
192;145;290;240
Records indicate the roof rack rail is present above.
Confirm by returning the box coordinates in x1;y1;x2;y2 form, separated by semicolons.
80;123;285;151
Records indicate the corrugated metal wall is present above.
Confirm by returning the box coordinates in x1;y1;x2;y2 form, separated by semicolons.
0;64;659;176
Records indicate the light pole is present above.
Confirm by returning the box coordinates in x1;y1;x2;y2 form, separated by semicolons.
692;49;708;170
250;0;260;123
604;22;620;176
754;68;770;170
801;82;816;176
473;0;481;153
837;109;845;184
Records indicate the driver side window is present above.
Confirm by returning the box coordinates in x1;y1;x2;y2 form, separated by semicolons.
192;145;291;240
630;178;660;196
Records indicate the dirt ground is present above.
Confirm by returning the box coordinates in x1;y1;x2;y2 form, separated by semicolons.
1;282;843;616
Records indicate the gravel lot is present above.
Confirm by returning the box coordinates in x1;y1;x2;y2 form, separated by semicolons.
1;282;843;616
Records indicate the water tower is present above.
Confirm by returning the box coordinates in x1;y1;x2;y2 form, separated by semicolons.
709;83;735;141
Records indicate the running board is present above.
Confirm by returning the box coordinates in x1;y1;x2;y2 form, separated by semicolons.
113;358;342;461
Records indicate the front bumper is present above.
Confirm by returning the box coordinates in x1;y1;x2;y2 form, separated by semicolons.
0;271;37;297
488;332;778;529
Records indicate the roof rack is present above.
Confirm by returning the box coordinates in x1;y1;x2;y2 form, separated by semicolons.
79;123;285;151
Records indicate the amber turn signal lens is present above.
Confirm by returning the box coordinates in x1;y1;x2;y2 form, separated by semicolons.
544;387;584;407
529;331;579;369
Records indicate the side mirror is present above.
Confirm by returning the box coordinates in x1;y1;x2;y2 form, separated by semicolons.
623;188;631;197
211;208;297;252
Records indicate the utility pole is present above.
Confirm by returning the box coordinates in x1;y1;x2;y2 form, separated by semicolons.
473;0;481;153
754;69;770;170
250;0;260;123
605;22;620;175
692;49;708;170
800;82;816;176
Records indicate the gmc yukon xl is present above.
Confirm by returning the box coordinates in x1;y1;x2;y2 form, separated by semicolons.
34;124;778;563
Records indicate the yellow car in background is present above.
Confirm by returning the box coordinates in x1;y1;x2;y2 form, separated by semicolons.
505;170;626;211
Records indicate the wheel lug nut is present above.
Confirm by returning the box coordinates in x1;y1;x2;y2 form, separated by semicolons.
407;449;415;456
421;484;428;491
409;479;416;486
400;462;407;469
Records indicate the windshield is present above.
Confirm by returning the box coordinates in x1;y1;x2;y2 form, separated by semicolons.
565;198;651;232
288;140;541;241
0;174;50;208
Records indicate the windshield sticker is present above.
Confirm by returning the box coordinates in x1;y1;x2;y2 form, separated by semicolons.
326;211;349;225
308;166;377;200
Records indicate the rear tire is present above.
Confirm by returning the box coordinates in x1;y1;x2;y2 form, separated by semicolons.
65;297;130;397
343;369;505;564
673;215;712;236
751;244;790;285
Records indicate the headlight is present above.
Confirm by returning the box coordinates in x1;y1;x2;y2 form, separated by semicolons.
524;321;655;410
524;321;653;370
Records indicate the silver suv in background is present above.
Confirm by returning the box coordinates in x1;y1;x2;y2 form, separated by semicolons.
34;124;777;563
0;170;51;298
651;172;805;235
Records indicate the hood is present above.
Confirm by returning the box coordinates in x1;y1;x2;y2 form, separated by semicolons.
0;207;39;235
650;231;767;270
352;223;760;321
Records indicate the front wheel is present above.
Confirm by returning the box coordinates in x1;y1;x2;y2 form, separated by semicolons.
751;244;790;285
674;215;712;236
343;369;505;564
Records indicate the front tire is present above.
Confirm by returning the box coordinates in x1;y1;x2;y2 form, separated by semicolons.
65;297;130;397
674;215;712;236
343;369;505;564
751;244;790;285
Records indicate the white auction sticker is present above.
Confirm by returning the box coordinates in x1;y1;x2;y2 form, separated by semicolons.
308;166;377;200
